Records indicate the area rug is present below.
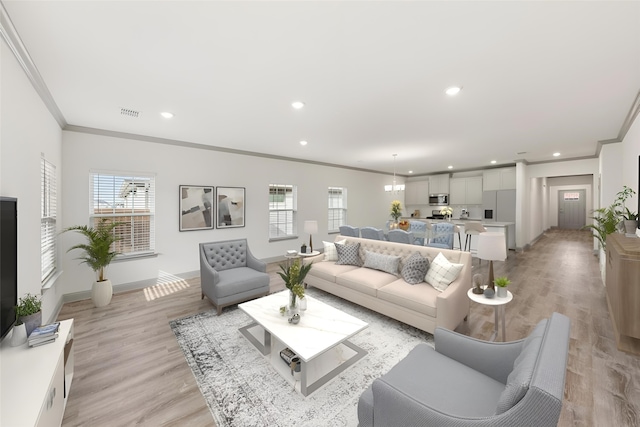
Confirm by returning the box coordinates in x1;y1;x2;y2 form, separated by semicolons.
170;288;434;427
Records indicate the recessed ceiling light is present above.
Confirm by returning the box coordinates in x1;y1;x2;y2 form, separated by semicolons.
292;101;305;109
447;165;453;169
553;152;561;157
445;86;462;96
299;140;308;146
160;112;174;119
408;170;413;174
490;160;497;164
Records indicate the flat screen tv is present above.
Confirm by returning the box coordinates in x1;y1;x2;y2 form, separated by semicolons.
0;197;18;341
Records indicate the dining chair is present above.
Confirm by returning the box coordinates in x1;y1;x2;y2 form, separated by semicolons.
387;229;415;245
339;225;360;237
361;226;386;240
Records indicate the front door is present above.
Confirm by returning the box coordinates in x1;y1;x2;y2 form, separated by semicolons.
558;189;586;229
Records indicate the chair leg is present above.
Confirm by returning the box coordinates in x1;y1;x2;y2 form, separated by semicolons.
217;306;222;316
201;292;205;300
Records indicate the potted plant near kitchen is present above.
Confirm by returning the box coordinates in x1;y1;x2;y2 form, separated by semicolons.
615;185;638;234
64;219;121;307
13;293;42;344
389;200;403;229
494;276;511;298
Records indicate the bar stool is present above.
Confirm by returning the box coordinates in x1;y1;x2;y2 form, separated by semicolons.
464;222;487;252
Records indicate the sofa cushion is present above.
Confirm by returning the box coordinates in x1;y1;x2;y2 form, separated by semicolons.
425;252;464;292
374;343;505;418
336;268;398;297
363;250;402;276
335;242;362;266
400;252;430;285
377;280;438;318
495;319;548;414
308;261;359;283
216;267;271;298
323;239;346;262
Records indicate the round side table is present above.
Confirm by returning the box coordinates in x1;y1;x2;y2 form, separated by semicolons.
467;288;513;342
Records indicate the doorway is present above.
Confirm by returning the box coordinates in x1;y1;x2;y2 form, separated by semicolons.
558;189;586;229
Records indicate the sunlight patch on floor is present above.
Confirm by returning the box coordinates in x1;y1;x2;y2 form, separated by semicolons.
144;271;191;301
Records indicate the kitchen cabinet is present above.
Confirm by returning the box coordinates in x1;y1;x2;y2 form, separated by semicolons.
449;177;482;205
405;180;430;205
483;168;516;191
429;174;449;194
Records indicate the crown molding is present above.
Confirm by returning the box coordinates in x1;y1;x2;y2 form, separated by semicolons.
0;1;66;128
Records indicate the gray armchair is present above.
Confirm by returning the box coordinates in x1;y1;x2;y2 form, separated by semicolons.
200;239;270;315
358;312;571;427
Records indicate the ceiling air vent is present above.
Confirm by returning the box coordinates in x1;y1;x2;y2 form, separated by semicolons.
120;108;140;118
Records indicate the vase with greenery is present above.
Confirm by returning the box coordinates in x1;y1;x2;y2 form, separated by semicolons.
390;200;402;228
64;219;121;307
583;204;620;251
15;293;42;336
615;185;638;233
278;258;312;314
494;276;511;298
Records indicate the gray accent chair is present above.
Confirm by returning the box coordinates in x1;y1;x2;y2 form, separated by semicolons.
360;227;386;241
339;225;360;237
358;312;571;427
387;229;415;245
409;220;428;245
200;239;270;315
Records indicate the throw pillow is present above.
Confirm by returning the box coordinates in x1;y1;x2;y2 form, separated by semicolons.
401;252;430;285
363;251;402;276
335;242;362;266
424;252;464;292
323;239;346;262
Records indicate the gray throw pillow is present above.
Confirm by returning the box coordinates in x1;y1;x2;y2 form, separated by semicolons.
363;250;402;275
335;242;362;266
401;252;429;284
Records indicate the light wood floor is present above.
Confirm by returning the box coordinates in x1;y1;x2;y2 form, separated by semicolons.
58;229;640;426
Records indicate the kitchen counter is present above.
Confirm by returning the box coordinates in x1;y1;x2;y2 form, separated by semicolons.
402;218;516;250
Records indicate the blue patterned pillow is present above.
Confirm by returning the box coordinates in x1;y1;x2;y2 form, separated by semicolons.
335;242;362;266
401;252;429;284
364;251;401;275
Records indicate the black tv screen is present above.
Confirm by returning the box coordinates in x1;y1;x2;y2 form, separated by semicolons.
0;197;18;340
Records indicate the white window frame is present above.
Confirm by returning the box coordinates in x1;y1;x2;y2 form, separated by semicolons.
41;156;57;284
328;187;347;232
269;184;297;240
90;171;156;258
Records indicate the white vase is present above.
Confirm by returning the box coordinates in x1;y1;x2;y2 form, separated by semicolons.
10;323;27;347
92;279;113;307
496;286;508;298
624;220;638;234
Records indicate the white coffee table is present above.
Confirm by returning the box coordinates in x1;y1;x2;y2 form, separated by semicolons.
467;287;513;342
238;290;368;396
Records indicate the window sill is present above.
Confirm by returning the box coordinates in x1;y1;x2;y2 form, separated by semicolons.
269;235;299;243
41;270;63;294
113;252;159;263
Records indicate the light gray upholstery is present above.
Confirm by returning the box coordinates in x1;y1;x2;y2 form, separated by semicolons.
358;313;571;427
361;227;386;240
339;225;360;237
409;220;427;245
199;239;269;315
427;222;455;249
387;229;415;244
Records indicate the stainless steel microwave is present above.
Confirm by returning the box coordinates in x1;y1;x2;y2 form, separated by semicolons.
429;194;449;206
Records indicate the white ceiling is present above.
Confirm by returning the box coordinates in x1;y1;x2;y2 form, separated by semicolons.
4;1;640;175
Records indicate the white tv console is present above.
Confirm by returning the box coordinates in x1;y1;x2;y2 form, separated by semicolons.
1;319;74;427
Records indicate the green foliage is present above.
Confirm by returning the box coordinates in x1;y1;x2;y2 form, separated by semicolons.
615;186;637;221
390;200;402;221
583;205;619;250
15;293;42;323
494;276;511;288
278;258;312;299
64;219;121;281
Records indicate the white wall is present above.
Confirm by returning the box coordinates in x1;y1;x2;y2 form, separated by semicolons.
60;130;398;295
1;41;63;322
621;110;640;219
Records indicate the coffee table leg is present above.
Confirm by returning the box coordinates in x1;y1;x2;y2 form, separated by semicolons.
239;322;271;356
300;360;308;396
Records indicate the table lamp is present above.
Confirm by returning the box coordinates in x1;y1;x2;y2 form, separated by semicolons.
304;220;318;253
476;232;507;291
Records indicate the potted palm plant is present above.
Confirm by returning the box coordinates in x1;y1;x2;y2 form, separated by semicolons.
64;219;121;307
615;185;638;234
583;204;620;251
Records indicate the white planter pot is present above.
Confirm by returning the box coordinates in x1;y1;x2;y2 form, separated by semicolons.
624;220;638;234
496;286;508;298
92;279;113;307
10;323;27;347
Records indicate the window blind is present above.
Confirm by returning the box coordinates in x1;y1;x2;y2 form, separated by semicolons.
41;157;57;283
269;184;297;238
328;187;347;232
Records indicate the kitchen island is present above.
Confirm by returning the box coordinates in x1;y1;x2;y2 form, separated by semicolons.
403;218;516;252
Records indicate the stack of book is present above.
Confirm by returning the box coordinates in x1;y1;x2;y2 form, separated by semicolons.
28;322;60;347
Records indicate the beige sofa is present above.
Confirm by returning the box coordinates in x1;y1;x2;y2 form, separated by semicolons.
304;236;472;334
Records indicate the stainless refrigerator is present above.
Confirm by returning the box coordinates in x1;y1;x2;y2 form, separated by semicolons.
482;190;516;222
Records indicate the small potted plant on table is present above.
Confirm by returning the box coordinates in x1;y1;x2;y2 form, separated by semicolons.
494;276;511;298
15;293;42;338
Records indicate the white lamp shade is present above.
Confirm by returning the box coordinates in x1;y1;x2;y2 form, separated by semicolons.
304;220;318;234
477;232;507;261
